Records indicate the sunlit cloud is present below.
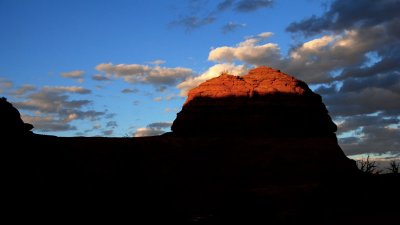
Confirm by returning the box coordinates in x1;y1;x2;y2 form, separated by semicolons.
177;63;248;96
133;122;172;137
96;63;193;86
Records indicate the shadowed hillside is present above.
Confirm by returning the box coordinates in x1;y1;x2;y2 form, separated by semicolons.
5;67;399;224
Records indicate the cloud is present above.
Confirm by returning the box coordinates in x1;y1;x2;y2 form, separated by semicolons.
11;84;36;97
61;70;85;82
170;15;216;31
339;125;400;156
156;86;167;92
235;0;274;12
164;108;178;113
43;86;91;94
337;114;399;135
177;63;248;96
0;79;13;93
176;0;399;158
222;22;246;34
281;0;400;157
92;74;110;81
207;24;400;84
208;32;281;66
14;86;91;113
61;70;84;78
153;94;178;102
133;121;172;137
147;122;173;129
22;115;76;132
150;60;166;65
339;72;400;94
153;97;162;102
284;31;372;83
286;0;400;36
324;87;400;117
217;0;235;11
170;0;275;31
13;85;106;133
121;88;139;94
106;121;117;128
95;63;193;86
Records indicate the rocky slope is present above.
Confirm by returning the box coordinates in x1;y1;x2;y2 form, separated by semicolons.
172;66;336;136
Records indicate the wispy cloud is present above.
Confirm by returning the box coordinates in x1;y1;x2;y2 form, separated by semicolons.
95;63;193;86
133;121;172;137
13;85;107;132
92;74;110;81
61;70;85;83
10;84;36;97
170;15;216;31
234;0;273;12
170;0;275;31
0;78;13;93
222;22;246;34
61;70;85;79
121;88;139;94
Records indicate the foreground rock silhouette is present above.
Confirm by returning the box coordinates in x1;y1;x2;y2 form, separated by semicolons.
0;97;33;137
6;67;399;224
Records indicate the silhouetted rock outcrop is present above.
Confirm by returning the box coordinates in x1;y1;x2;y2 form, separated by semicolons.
172;66;336;136
8;68;397;225
0;97;33;137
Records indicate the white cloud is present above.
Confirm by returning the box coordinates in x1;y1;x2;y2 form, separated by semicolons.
95;63;193;86
177;63;248;96
150;60;166;65
208;32;281;66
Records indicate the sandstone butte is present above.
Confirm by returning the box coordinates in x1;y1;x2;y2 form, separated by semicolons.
172;66;337;136
3;67;377;224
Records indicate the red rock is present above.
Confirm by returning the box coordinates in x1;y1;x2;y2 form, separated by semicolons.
172;66;337;136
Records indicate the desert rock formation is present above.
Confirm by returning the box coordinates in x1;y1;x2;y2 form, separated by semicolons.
172;66;337;136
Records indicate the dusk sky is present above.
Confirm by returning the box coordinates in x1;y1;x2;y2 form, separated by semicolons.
1;0;399;162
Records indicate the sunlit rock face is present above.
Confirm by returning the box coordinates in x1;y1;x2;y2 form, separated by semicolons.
172;66;337;136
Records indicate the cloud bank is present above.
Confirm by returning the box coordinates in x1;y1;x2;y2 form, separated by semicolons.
176;0;400;157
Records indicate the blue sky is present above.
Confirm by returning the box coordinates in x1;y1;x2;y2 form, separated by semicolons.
1;0;399;162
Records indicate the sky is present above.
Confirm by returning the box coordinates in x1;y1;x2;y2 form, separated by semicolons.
0;0;399;164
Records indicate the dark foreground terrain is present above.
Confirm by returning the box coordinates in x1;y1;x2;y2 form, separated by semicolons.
3;67;399;224
7;135;399;224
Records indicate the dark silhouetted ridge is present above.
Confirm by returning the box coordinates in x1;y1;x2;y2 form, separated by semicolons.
0;97;33;137
5;67;399;225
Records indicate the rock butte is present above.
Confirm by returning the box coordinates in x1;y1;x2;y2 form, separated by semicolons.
5;67;385;224
184;66;308;104
172;66;337;136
